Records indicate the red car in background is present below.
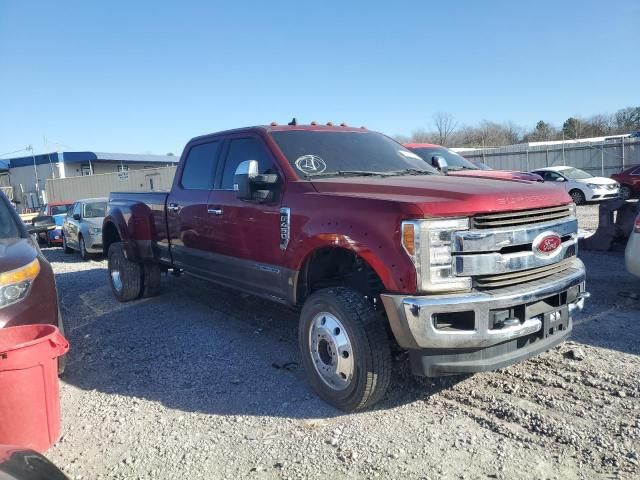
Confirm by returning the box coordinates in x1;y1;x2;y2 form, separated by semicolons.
405;143;543;182
611;165;640;200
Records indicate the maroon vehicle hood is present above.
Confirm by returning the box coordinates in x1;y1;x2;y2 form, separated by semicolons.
0;238;38;273
451;170;543;182
311;175;570;217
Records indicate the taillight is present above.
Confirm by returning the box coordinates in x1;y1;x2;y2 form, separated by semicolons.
634;214;640;233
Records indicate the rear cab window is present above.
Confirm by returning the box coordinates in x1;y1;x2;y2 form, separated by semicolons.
180;141;222;190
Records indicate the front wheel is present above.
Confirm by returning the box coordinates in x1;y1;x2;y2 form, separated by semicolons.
79;236;91;261
62;234;73;254
569;189;586;205
107;242;142;302
299;287;392;412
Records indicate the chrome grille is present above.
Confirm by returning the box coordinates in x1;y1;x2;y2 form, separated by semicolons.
474;259;574;289
472;205;573;229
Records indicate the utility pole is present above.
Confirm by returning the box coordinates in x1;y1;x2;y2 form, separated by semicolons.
27;145;40;206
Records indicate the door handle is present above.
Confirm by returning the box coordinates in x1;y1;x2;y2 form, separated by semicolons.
168;203;181;213
207;207;223;216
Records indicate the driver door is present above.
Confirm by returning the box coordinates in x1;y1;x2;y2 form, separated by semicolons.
205;134;288;300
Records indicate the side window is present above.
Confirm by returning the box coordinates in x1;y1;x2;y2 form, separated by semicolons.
72;203;81;217
180;141;221;190
631;167;640;176
220;137;275;190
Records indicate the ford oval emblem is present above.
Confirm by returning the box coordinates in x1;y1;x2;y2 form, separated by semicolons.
533;232;562;257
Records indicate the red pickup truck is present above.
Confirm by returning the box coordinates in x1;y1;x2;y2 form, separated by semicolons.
103;124;588;411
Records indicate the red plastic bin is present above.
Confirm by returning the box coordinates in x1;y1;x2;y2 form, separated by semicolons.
0;324;69;453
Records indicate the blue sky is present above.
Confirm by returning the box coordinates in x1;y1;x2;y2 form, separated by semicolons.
1;0;638;156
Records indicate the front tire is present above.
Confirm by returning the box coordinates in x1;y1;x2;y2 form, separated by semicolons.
299;287;391;412
62;234;73;254
108;242;142;302
569;189;586;205
79;236;91;261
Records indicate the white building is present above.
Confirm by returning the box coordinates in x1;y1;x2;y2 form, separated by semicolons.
4;151;178;209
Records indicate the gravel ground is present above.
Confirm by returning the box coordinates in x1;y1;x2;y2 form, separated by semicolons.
45;207;639;480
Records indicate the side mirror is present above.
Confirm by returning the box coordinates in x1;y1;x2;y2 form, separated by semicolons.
234;160;278;203
555;177;565;182
432;155;449;174
27;215;56;234
234;160;259;200
73;213;81;220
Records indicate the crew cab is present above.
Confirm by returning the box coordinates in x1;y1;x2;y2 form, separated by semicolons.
103;124;588;411
405;143;543;182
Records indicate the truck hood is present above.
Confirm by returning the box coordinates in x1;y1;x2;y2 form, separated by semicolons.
0;237;38;273
574;176;617;186
311;175;571;217
451;169;543;182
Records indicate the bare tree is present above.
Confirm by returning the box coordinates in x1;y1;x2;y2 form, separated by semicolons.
432;112;458;146
411;129;438;144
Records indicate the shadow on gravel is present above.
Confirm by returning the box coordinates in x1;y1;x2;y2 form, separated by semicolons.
571;252;640;356
49;252;452;419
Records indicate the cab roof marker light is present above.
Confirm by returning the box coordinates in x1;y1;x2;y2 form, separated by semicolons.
270;121;278;126
340;122;348;127
326;122;334;126
310;121;317;126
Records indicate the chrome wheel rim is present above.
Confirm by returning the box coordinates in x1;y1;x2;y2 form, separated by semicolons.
308;312;354;391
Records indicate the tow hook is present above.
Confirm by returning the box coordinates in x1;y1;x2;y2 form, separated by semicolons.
569;292;591;314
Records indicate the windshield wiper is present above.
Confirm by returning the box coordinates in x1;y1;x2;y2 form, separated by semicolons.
449;165;477;171
305;170;390;179
387;168;436;176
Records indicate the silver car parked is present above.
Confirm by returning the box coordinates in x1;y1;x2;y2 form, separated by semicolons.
62;197;108;260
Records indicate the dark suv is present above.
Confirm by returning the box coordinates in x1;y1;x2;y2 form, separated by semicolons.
0;191;64;344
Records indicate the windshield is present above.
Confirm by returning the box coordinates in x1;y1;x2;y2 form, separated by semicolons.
51;204;72;216
560;168;592;180
408;146;478;171
271;130;438;178
0;197;21;239
82;202;107;218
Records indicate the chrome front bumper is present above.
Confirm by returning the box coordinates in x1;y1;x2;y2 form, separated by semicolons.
380;258;587;350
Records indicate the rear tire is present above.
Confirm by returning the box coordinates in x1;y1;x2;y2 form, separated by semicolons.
569;189;586;205
299;287;391;412
141;263;162;298
620;185;632;200
62;234;73;254
108;242;142;302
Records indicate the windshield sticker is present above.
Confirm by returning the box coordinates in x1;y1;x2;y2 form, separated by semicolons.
398;150;422;160
294;155;327;175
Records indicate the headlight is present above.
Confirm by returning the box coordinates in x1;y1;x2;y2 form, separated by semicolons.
401;218;471;293
0;258;40;309
568;202;577;216
89;227;102;235
586;183;599;189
